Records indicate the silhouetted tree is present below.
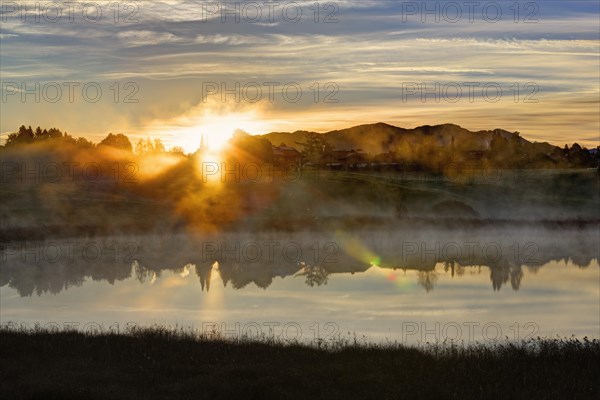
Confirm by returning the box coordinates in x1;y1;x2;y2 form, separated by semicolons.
4;125;35;146
135;137;167;155
226;130;273;163
48;128;62;139
298;132;333;164
99;133;132;152
74;136;95;149
153;138;166;153
170;146;185;155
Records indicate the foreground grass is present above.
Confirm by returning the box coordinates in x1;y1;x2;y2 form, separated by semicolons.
1;327;598;400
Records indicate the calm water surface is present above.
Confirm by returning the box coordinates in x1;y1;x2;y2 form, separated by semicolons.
2;228;598;344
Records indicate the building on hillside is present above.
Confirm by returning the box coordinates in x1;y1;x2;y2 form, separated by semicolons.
272;143;302;167
325;149;367;167
373;151;397;164
466;150;485;161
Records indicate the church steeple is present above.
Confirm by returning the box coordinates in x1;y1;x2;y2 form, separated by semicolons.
199;133;207;152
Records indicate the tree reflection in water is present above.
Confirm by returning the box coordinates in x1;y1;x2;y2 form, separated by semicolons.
1;228;598;296
295;263;329;287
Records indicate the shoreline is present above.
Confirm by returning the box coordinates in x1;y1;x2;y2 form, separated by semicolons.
1;217;599;244
1;327;598;399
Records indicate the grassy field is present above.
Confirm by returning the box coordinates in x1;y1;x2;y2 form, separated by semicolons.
1;327;598;399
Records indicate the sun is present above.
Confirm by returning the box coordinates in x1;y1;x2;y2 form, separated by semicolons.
201;118;241;151
172;111;271;154
146;104;273;154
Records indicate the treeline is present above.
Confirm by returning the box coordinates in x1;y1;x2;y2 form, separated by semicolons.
3;125;95;149
1;125;184;155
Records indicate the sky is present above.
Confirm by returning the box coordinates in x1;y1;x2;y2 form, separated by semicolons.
1;0;599;151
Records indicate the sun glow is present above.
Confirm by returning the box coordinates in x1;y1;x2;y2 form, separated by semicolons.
174;110;271;154
142;99;274;154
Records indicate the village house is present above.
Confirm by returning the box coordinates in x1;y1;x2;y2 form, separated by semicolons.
325;149;368;167
272;143;302;167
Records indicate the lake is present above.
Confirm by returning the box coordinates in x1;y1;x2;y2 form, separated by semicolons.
2;226;598;345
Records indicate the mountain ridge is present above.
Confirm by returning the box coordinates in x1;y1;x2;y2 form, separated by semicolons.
260;122;523;153
257;122;598;169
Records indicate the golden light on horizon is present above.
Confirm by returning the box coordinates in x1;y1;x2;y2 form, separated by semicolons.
165;107;272;154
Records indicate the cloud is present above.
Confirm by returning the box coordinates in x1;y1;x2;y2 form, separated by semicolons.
118;30;186;47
